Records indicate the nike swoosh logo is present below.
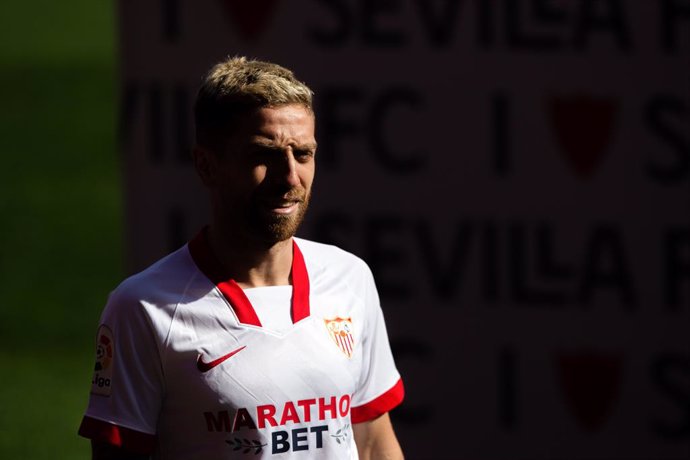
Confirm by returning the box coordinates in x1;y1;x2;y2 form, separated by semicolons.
197;346;246;373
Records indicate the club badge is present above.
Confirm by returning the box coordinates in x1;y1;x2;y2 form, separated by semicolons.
324;317;355;359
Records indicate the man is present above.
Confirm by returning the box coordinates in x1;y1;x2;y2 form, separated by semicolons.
78;56;404;459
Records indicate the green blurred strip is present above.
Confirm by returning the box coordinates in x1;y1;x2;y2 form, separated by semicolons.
0;64;122;350
0;350;93;458
0;0;115;65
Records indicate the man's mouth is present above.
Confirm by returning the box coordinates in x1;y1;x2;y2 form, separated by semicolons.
270;201;300;215
262;195;303;215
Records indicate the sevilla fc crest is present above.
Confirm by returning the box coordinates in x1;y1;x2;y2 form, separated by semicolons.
325;317;355;359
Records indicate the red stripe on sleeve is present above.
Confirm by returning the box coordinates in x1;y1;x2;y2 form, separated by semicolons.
351;378;405;424
78;416;156;454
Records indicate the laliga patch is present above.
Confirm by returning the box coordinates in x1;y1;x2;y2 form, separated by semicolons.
91;325;114;396
324;317;355;359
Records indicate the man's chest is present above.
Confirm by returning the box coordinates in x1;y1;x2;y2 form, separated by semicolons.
154;288;366;456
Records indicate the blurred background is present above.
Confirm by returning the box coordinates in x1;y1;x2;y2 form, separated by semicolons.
0;0;118;458
1;0;688;459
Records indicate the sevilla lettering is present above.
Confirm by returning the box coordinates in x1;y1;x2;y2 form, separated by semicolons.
204;394;351;433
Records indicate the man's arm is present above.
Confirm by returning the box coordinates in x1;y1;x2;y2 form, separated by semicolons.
353;412;404;460
91;441;150;460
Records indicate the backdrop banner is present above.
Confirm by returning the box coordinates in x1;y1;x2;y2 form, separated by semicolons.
118;1;689;458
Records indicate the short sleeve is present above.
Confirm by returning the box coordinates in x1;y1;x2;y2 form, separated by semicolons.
351;264;404;423
78;288;165;454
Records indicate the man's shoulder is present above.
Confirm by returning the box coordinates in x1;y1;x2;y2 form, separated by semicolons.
98;245;200;337
294;237;372;279
294;237;363;263
109;244;200;306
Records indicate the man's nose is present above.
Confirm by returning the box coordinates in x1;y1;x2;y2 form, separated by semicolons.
274;150;300;187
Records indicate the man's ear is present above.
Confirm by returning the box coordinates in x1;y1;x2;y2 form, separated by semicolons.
193;145;218;187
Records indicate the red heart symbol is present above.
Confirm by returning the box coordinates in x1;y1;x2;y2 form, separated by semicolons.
555;350;623;432
548;94;619;179
219;0;280;41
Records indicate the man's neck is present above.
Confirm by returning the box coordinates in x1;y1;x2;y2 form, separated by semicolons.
206;224;294;289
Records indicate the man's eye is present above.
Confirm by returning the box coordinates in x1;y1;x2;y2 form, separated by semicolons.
294;150;314;162
249;148;274;162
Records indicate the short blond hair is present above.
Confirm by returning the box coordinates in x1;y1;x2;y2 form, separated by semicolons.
194;56;314;149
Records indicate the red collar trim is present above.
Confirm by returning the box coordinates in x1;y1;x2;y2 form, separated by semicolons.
188;229;310;327
290;242;310;324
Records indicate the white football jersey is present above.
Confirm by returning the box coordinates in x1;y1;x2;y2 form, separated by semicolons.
79;231;404;459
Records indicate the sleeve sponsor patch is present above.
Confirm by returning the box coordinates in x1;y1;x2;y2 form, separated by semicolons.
91;325;114;396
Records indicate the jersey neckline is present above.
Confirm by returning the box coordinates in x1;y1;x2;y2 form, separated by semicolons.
188;228;310;327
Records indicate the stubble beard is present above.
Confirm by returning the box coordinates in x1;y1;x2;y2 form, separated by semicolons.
246;188;311;245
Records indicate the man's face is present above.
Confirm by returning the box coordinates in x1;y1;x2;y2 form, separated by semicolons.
211;104;316;244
